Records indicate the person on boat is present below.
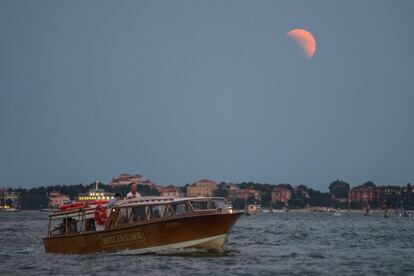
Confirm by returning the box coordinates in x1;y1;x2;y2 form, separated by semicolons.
383;199;389;218
127;184;141;199
66;217;77;233
364;205;370;216
85;218;96;231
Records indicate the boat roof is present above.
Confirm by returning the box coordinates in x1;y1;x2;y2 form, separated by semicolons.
117;196;225;207
49;196;225;218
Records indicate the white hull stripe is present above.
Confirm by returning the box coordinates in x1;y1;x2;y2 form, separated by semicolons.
125;234;227;253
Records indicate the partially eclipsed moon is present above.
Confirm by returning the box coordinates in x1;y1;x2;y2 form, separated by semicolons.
287;28;316;59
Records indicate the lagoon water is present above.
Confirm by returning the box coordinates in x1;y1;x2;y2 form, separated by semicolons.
0;210;413;275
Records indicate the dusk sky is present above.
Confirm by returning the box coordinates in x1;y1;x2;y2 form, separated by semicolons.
1;1;413;189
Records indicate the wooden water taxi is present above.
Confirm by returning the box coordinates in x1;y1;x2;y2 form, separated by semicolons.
43;197;244;254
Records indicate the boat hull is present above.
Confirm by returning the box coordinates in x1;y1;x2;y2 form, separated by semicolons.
43;211;243;254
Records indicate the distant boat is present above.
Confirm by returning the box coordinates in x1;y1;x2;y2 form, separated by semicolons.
0;190;21;212
399;211;411;218
364;206;371;216
77;181;115;202
0;207;20;212
283;207;290;212
246;204;262;215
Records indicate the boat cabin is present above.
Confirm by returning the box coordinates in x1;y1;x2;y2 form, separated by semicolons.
47;197;228;237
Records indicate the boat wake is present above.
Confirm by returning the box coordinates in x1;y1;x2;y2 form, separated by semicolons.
14;246;36;255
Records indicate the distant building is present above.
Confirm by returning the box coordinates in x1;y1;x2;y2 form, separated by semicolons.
381;186;402;197
228;186;261;201
140;179;157;189
271;187;292;203
48;191;70;208
110;173;141;188
348;186;381;203
157;185;184;197
186;179;217;197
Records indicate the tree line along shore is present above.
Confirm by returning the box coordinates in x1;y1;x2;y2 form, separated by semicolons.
3;179;414;211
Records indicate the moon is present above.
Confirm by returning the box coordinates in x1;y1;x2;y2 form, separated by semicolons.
286;28;317;59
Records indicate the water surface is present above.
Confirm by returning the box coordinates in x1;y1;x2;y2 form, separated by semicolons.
0;211;413;275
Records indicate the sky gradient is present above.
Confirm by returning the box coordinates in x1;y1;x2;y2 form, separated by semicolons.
1;0;413;189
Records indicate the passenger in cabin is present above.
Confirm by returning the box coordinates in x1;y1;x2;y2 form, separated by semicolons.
53;218;77;235
85;218;96;231
153;209;161;218
66;217;77;233
119;215;129;224
115;209;129;225
127;184;141;199
131;206;146;222
52;218;66;235
95;222;106;231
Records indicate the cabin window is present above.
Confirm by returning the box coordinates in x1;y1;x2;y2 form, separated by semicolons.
190;201;216;211
172;202;190;215
164;204;175;218
84;218;96;232
49;218;65;236
131;206;147;222
214;200;226;210
147;205;166;220
72;218;84;233
207;201;216;209
115;207;132;226
49;217;79;236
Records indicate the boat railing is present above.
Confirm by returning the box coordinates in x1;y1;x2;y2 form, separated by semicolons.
119;196;175;205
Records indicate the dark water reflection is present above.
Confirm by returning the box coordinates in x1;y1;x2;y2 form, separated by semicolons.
1;211;413;275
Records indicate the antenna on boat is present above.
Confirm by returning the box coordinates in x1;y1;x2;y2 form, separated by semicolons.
95;181;99;190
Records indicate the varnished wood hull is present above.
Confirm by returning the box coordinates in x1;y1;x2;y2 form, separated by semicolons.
43;211;243;254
